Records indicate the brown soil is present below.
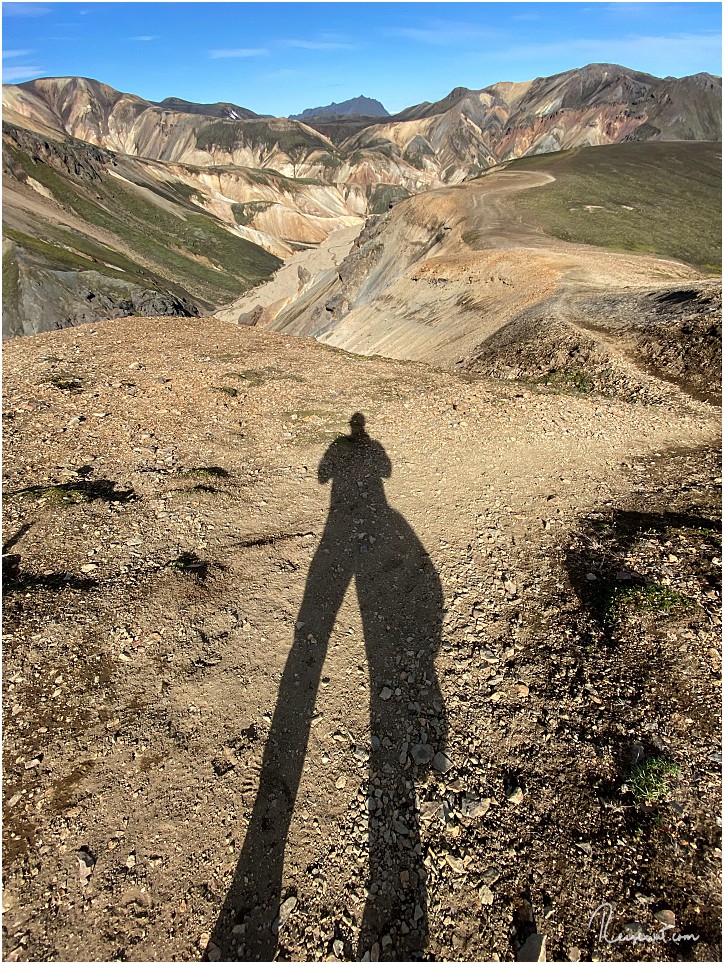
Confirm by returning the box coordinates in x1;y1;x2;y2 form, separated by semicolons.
2;317;721;962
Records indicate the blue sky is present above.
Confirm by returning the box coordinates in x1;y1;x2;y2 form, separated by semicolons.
2;2;722;115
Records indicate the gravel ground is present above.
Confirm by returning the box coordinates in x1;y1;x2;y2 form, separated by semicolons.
2;316;721;962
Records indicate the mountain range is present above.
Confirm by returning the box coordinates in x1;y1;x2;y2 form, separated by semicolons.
2;63;721;336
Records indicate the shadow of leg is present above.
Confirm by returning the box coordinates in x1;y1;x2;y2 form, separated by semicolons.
354;508;446;961
358;745;429;961
210;548;349;961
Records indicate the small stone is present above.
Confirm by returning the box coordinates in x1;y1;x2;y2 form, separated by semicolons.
479;884;494;905
333;939;344;958
517;933;546;962
335;776;347;790
575;841;592;857
461;795;491;819
567;948;581;962
277;895;297;928
77;847;95;885
24;757;42;770
413;903;424;922
432;751;453;773
126;853;137;868
411;744;434;766
506;786;524;806
207;942;221;962
419;800;443;823
380;686;393;701
655;909;676;927
445;854;465;874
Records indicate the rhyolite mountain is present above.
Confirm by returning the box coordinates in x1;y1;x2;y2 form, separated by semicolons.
6;65;720;188
2;63;721;336
290;96;390;120
151;97;261;119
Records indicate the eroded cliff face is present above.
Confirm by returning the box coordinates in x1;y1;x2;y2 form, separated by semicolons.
262;143;721;406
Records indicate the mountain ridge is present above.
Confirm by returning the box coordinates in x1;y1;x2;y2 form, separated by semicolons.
3;62;721;337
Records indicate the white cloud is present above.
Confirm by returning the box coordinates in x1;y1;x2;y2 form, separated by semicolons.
3;49;33;59
280;39;355;51
2;3;50;17
391;19;499;47
209;47;267;59
3;65;44;82
498;31;722;71
130;36;156;43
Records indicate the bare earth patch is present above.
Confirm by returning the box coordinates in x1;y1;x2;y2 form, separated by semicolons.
2;317;721;962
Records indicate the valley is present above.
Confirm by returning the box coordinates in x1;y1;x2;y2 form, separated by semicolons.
2;64;721;338
1;56;722;964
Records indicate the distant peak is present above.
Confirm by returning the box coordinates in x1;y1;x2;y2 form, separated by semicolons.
290;95;390;120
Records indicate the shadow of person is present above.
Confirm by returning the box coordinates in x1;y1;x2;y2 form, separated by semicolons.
209;413;446;961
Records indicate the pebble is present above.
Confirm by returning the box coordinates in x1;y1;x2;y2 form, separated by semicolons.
506;786;524;806
655;909;676;927
77;847;95;886
333;939;344;958
445;854;466;874
277;895;297;928
461;795;491;819
432;751;453;773
479;884;494;905
419;800;443;823
379;686;393;701
411;743;434;766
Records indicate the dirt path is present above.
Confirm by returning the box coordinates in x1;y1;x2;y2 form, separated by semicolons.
2;317;720;962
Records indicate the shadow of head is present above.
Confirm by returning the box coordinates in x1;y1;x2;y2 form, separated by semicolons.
350;411;368;439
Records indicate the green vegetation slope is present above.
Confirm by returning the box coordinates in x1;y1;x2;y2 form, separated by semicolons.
501;142;722;273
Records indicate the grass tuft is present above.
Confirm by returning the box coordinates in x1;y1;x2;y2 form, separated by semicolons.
604;583;696;625
628;756;681;805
